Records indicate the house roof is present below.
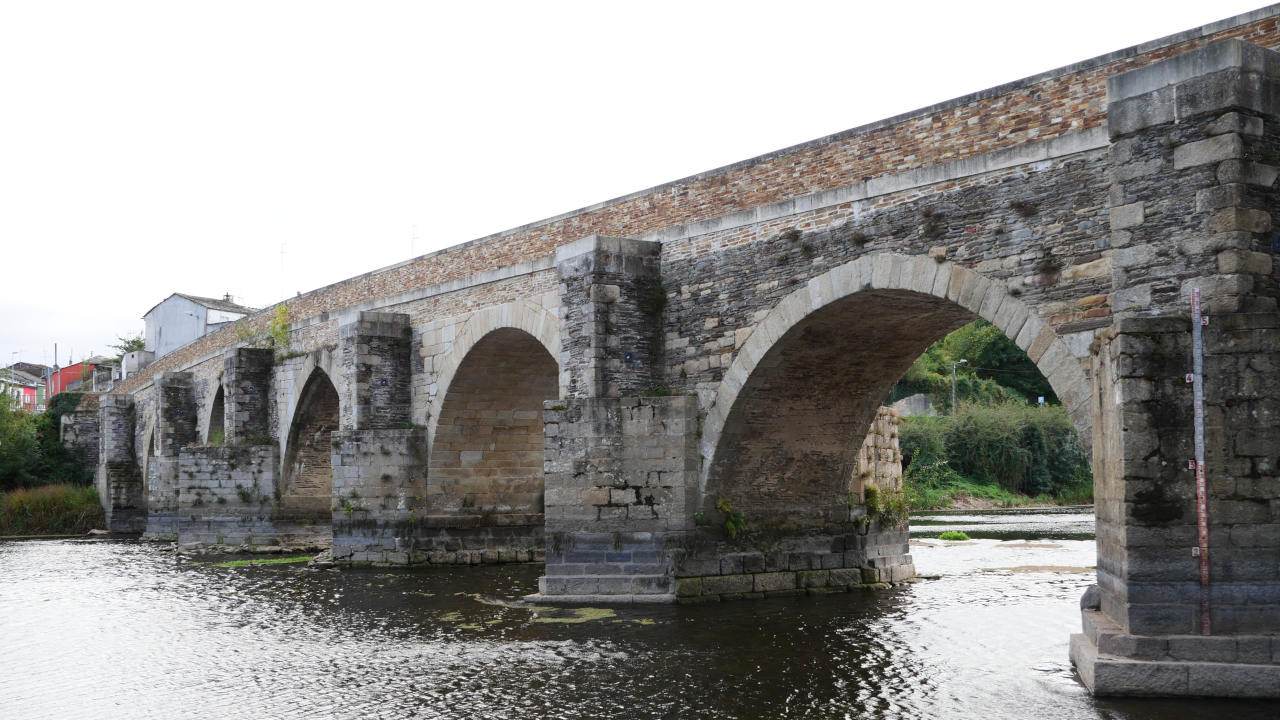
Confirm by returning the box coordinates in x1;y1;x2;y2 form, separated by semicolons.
2;367;44;387
142;292;259;319
11;362;49;377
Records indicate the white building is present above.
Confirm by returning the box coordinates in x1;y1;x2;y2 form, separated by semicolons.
143;294;259;360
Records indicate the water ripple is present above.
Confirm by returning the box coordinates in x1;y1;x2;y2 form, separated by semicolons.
2;532;1278;719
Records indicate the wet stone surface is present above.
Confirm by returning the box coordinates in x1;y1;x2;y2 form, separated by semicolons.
3;512;1279;719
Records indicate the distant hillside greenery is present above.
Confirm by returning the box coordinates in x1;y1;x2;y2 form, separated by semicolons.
888;319;1057;411
891;320;1091;508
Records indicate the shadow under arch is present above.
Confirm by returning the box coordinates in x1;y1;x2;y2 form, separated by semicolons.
281;367;340;520
699;252;1093;522
427;301;561;451
206;385;225;443
140;420;156;507
428;327;557;516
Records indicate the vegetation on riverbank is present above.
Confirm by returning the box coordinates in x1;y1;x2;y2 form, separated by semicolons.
0;484;104;535
0;392;93;492
900;402;1093;510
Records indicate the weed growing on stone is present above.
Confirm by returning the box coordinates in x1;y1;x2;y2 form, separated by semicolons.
638;384;673;397
938;530;971;541
716;498;746;538
269;303;290;350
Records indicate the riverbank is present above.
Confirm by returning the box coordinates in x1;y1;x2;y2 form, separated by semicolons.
0;484;105;536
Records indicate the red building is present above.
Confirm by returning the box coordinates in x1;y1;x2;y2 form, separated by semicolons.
46;357;115;397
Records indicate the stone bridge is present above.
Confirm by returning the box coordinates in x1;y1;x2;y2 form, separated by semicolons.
94;10;1280;698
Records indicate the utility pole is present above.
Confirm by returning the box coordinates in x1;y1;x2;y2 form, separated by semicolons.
951;359;967;413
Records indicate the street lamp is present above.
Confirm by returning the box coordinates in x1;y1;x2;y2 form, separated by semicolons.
951;359;967;414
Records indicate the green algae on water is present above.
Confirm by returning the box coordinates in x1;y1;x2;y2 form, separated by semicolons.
531;607;616;624
214;556;314;568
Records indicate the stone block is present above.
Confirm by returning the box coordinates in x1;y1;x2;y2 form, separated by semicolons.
753;572;796;593
797;570;830;588
1187;663;1280;698
1109;202;1144;230
1205;208;1271;233
1062;257;1110;281
1205;111;1263;137
1173;133;1243;169
703;574;754;595
1217;249;1272;275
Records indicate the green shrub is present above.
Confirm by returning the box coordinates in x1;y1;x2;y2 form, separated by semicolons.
938;531;970;540
0;484;104;535
900;402;1091;506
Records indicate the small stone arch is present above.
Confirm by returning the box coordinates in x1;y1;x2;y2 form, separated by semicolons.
140;419;156;506
206;384;225;444
700;252;1094;497
426;301;560;451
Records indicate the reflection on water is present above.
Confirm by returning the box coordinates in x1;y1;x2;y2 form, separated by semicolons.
2;513;1278;719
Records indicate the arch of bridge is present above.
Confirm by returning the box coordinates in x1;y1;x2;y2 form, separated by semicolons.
698;252;1094;494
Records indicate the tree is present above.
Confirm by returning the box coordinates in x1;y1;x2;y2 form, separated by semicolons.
0;392;42;491
887;320;1056;410
108;333;145;363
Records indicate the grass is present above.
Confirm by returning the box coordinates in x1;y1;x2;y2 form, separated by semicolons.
214;556;314;568
0;484;104;536
938;531;971;541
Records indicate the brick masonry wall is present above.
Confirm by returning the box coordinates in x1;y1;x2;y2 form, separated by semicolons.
110;9;1280;400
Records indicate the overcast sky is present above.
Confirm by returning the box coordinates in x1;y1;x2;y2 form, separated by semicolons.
0;1;1268;369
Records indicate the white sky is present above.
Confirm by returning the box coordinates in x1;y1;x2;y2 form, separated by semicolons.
0;1;1269;369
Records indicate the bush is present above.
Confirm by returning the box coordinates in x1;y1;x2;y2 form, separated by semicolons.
0;392;93;492
900;402;1091;506
0;484;104;535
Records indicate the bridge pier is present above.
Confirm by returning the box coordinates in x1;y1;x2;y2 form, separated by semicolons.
97;394;144;533
1069;39;1280;696
143;371;195;538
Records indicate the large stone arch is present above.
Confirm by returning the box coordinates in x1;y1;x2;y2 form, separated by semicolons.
426;301;560;450
700;252;1094;512
280;349;341;458
281;365;341;519
427;326;558;515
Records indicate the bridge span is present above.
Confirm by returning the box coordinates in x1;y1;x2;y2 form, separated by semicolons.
91;11;1280;697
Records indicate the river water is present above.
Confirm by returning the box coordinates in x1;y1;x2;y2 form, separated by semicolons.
3;510;1278;719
